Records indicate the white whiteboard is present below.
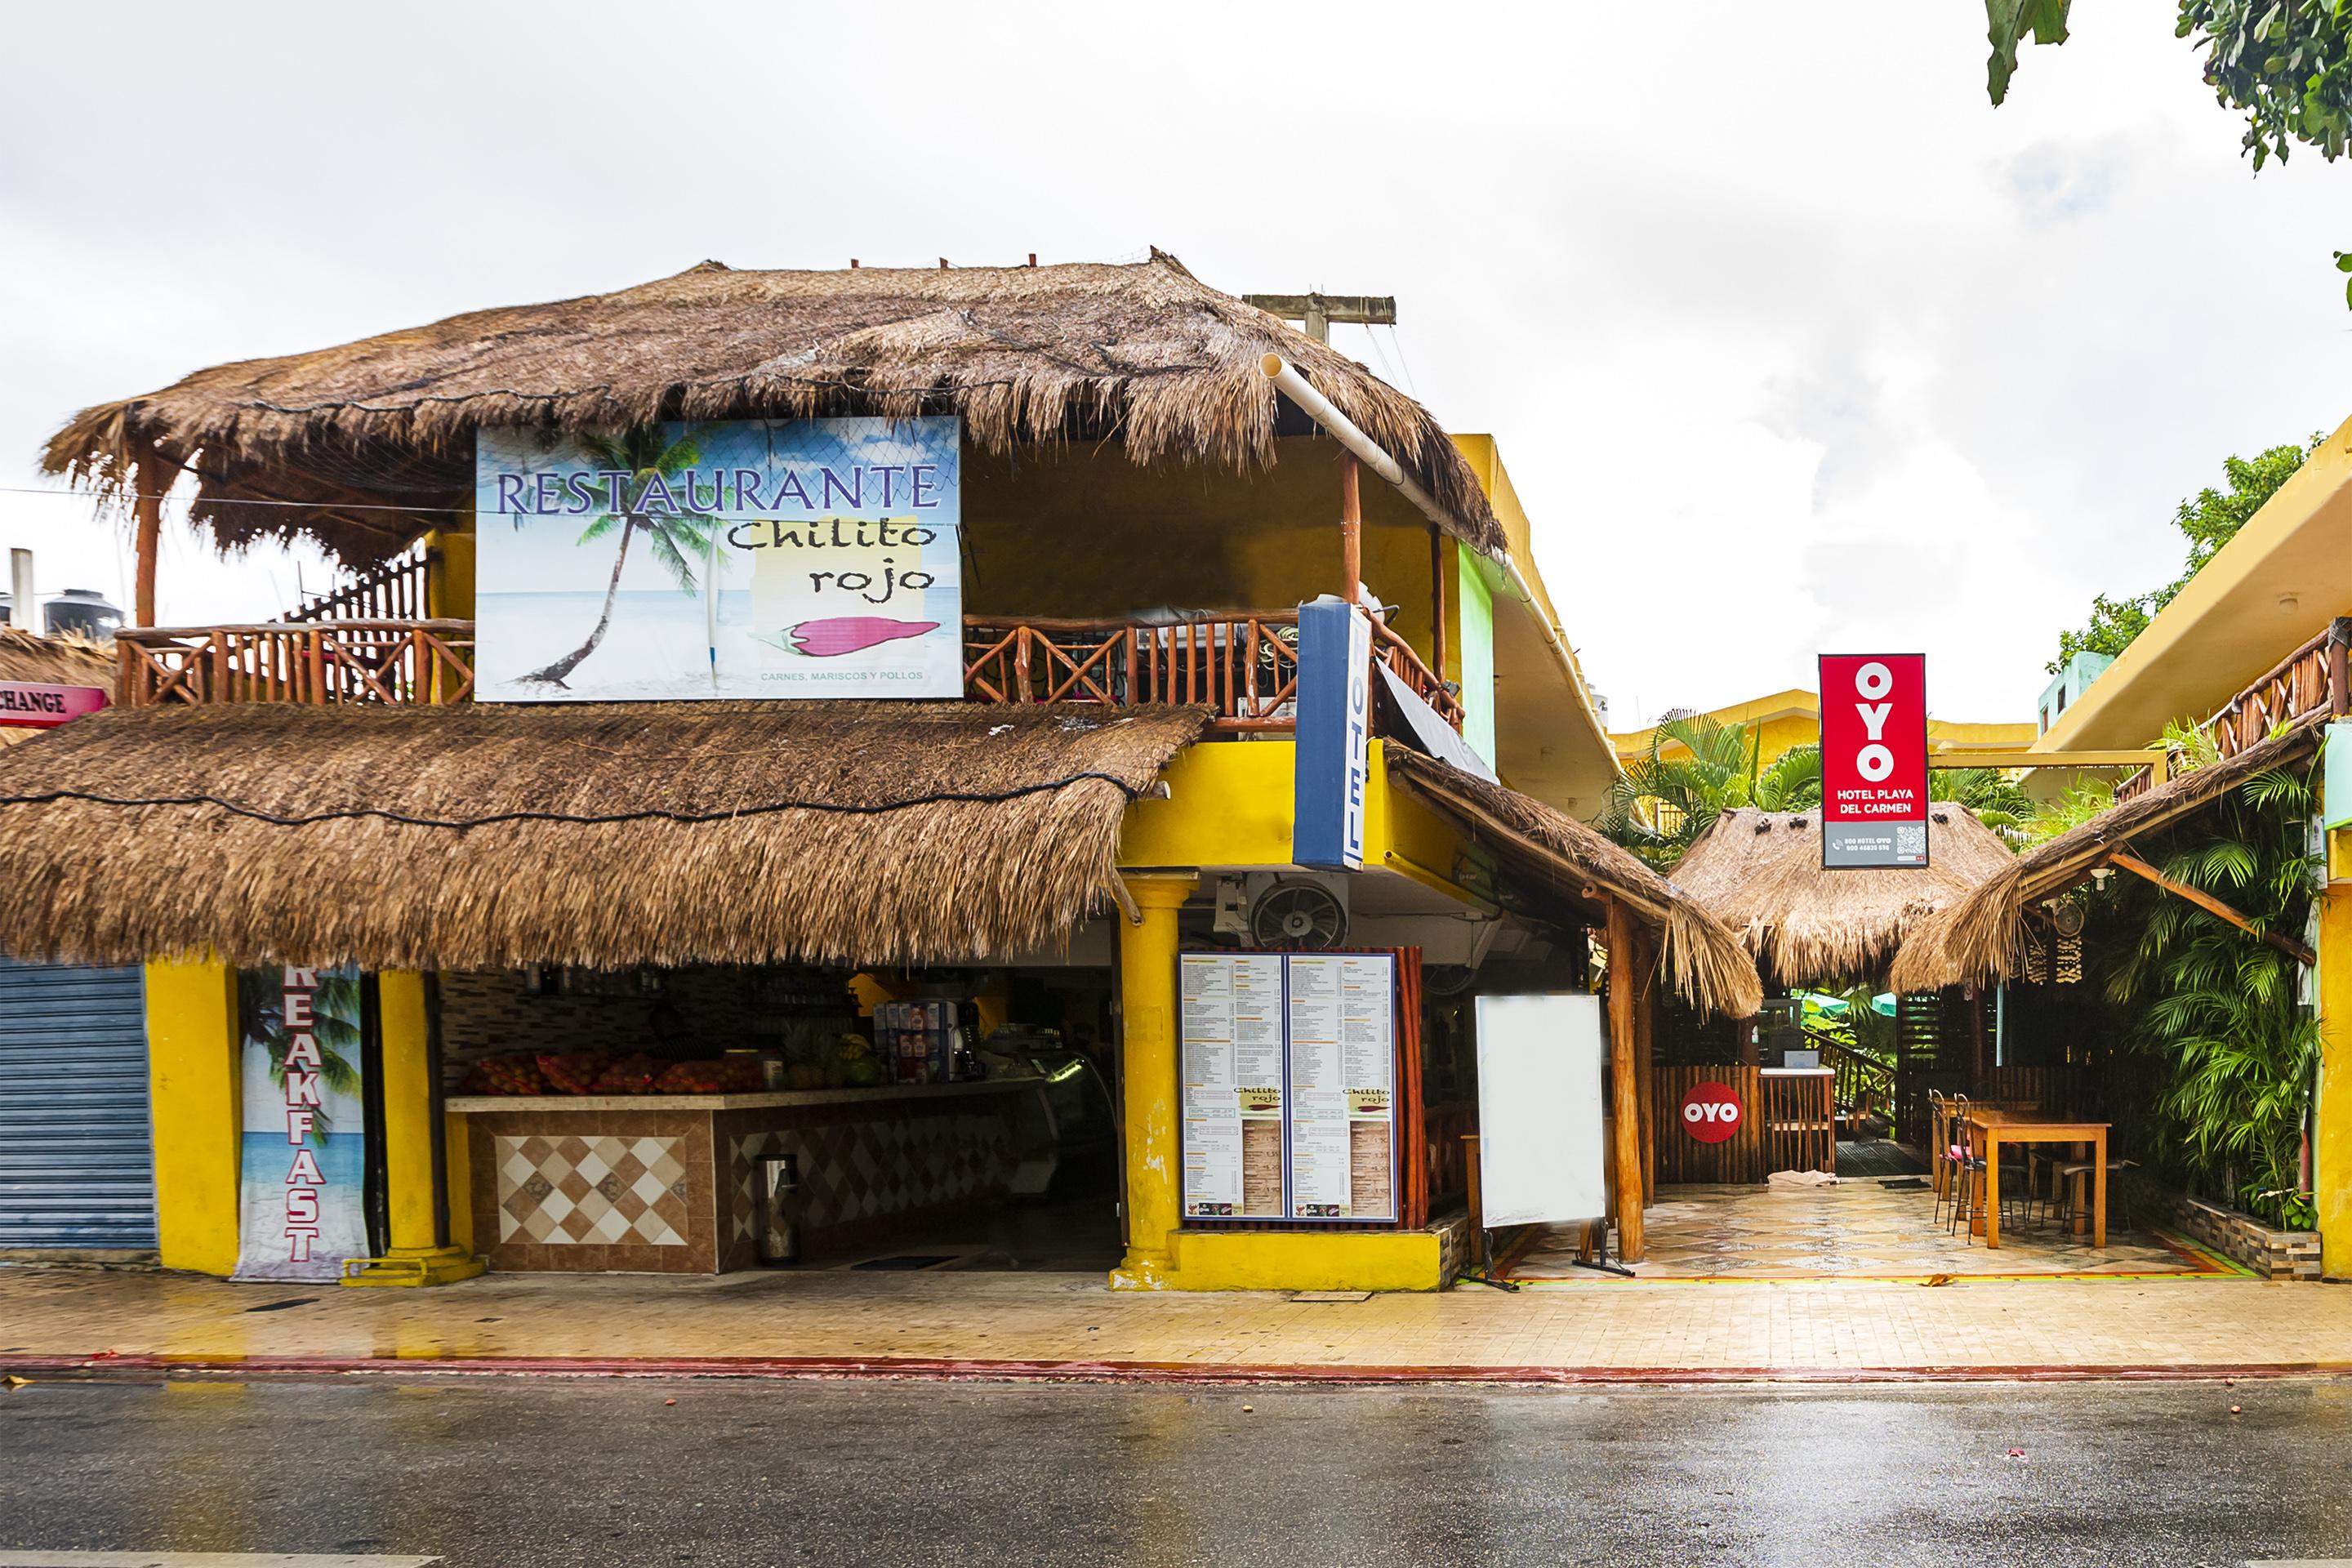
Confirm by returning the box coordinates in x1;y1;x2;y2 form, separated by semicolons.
1474;992;1608;1227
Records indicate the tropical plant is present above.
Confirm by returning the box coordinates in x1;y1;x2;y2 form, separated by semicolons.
2097;759;2320;1227
1928;767;2035;840
238;969;364;1143
1596;715;1824;868
521;424;717;687
2049;439;2314;674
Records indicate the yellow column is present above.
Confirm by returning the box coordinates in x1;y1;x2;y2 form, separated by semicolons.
1110;874;1196;1290
423;528;475;620
2320;830;2352;1276
342;972;483;1286
144;960;242;1276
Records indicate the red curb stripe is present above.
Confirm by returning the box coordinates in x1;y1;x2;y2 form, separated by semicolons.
0;1352;2341;1386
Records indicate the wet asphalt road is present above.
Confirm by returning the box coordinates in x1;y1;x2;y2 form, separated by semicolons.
3;1375;2350;1566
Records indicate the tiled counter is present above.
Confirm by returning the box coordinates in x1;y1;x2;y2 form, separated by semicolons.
448;1081;1039;1273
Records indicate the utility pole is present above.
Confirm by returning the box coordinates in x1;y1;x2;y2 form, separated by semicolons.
1241;292;1396;344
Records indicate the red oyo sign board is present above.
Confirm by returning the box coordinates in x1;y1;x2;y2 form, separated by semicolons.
1818;653;1927;869
1680;1080;1744;1143
0;682;108;729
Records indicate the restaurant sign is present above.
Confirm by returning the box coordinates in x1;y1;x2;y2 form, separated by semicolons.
1819;653;1928;869
0;681;106;728
474;417;962;702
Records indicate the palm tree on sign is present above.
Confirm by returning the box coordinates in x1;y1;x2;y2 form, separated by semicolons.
522;425;717;687
1596;714;1824;869
238;969;363;1145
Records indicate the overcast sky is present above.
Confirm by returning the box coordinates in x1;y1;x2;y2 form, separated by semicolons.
2;2;2343;729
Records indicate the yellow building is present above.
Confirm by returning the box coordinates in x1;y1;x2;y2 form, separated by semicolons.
1610;689;2034;768
0;254;1757;1293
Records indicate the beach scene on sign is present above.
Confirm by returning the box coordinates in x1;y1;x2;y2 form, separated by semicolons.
475;416;963;702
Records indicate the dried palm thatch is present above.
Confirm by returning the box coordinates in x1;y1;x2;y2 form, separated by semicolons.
1889;719;2325;993
1671;806;2017;989
0;628;112;687
0;700;1208;970
1384;749;1764;1017
42;250;1502;568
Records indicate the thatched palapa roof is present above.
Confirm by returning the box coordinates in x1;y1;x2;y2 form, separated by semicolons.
1383;749;1765;1018
1889;719;2325;993
42;250;1503;568
0;701;1207;970
0;628;112;687
1670;806;2018;988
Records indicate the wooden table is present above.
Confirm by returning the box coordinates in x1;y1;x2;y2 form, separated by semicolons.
1966;1108;2109;1249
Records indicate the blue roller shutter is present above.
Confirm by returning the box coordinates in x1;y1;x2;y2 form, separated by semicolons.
0;959;156;1249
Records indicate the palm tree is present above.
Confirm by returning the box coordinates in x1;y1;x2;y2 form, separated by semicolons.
1597;715;1824;868
521;425;717;687
238;969;363;1143
1927;767;2034;839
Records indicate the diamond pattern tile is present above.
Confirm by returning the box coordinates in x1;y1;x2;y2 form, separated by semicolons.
495;1134;691;1246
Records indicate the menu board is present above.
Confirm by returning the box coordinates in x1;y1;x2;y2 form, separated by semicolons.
1285;954;1396;1221
1179;953;1286;1218
1178;951;1398;1226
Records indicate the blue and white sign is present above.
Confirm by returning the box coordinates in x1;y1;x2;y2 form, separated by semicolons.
1293;597;1373;870
474;417;962;702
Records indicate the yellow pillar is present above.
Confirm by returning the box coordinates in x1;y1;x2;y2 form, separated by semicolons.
2319;829;2352;1276
1110;874;1197;1290
342;972;483;1286
423;528;475;621
143;960;242;1276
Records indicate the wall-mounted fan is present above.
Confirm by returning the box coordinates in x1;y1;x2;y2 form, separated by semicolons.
1250;880;1348;951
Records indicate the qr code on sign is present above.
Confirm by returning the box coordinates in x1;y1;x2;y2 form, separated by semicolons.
1895;822;1927;858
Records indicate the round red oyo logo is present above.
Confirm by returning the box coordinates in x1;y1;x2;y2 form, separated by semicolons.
1681;1081;1744;1143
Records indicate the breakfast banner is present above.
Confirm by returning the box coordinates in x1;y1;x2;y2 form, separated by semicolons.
474;416;962;702
233;965;372;1282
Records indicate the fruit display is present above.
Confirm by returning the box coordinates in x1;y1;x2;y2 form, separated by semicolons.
465;1055;547;1096
537;1052;612;1095
591;1053;665;1094
652;1055;767;1094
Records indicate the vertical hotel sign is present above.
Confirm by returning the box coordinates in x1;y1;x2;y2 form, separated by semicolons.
1819;653;1928;869
234;966;370;1281
1294;597;1373;870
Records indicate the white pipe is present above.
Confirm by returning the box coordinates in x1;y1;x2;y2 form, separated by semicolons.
1260;354;1454;535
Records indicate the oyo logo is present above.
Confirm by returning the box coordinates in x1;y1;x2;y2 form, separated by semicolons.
1681;1081;1744;1143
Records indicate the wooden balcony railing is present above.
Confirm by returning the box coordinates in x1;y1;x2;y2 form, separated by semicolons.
2114;617;2351;804
118;621;477;708
285;540;430;623
117;609;1464;735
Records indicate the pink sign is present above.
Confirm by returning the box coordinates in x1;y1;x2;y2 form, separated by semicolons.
0;682;107;728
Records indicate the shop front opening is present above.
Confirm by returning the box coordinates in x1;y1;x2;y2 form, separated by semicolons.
443;958;1125;1276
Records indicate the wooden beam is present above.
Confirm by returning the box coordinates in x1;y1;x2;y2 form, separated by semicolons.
1339;455;1362;605
1633;930;1657;1206
1428;524;1447;685
2108;848;2318;966
1605;899;1646;1261
131;446;179;630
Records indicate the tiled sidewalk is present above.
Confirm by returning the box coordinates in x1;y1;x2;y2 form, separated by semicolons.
2;1263;2350;1383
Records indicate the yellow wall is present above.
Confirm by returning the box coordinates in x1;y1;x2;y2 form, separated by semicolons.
143;960;242;1276
1169;1228;1445;1291
1611;688;2035;768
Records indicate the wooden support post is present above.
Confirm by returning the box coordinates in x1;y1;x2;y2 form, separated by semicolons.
1605;898;1646;1261
2109;848;2319;966
1428;525;1447;682
1634;930;1657;1205
1967;986;1988;1093
1339;455;1362;605
131;445;179;629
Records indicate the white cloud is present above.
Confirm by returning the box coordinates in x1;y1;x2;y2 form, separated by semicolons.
1;1;2341;728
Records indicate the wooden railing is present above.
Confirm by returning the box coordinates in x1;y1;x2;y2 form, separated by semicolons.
118;621;476;707
2114;617;2351;804
285;541;430;623
960;611;1460;733
1806;1031;1894;1123
116;608;1463;734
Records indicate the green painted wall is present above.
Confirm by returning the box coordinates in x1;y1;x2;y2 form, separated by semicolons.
1457;541;1495;765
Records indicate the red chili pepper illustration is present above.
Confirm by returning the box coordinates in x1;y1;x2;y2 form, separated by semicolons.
784;617;940;657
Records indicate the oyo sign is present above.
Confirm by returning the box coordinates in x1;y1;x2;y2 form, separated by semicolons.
1681;1080;1744;1143
1819;652;1927;869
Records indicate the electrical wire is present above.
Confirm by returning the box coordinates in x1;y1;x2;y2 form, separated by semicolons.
0;772;1150;831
